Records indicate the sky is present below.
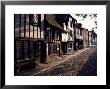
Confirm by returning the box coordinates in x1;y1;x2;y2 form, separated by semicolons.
71;14;97;33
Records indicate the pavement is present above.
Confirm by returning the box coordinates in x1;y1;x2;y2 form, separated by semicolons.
17;47;97;76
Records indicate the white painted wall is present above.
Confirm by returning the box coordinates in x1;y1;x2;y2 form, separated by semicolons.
62;33;68;42
67;17;73;30
63;23;66;31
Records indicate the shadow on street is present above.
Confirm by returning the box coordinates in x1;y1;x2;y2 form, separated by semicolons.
78;50;97;76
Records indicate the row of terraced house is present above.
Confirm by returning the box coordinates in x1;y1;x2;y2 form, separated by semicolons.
14;14;97;74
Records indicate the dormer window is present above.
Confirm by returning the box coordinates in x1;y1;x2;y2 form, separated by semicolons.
30;14;40;26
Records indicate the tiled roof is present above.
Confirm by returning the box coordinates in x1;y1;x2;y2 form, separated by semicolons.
46;14;65;31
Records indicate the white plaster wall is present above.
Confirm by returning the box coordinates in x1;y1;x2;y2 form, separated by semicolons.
62;33;68;42
67;17;73;31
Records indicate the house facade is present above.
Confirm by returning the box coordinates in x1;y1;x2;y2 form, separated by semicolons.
88;30;97;46
83;28;89;48
56;14;75;55
44;14;65;58
74;23;83;50
14;14;47;73
66;15;74;53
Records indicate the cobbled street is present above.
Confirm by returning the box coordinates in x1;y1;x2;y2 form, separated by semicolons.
19;47;97;76
32;47;97;76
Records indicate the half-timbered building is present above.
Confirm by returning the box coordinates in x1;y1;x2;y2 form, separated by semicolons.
74;23;83;50
14;14;46;73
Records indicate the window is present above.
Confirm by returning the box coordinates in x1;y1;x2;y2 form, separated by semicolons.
76;28;79;34
70;20;72;28
70;30;73;37
54;31;59;39
70;43;72;48
80;29;82;36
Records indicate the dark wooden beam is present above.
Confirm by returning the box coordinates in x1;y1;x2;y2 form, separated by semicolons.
33;26;34;38
28;40;30;59
29;14;31;38
24;14;26;37
19;14;21;37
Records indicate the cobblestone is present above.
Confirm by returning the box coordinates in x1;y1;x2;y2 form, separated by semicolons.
34;47;97;76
